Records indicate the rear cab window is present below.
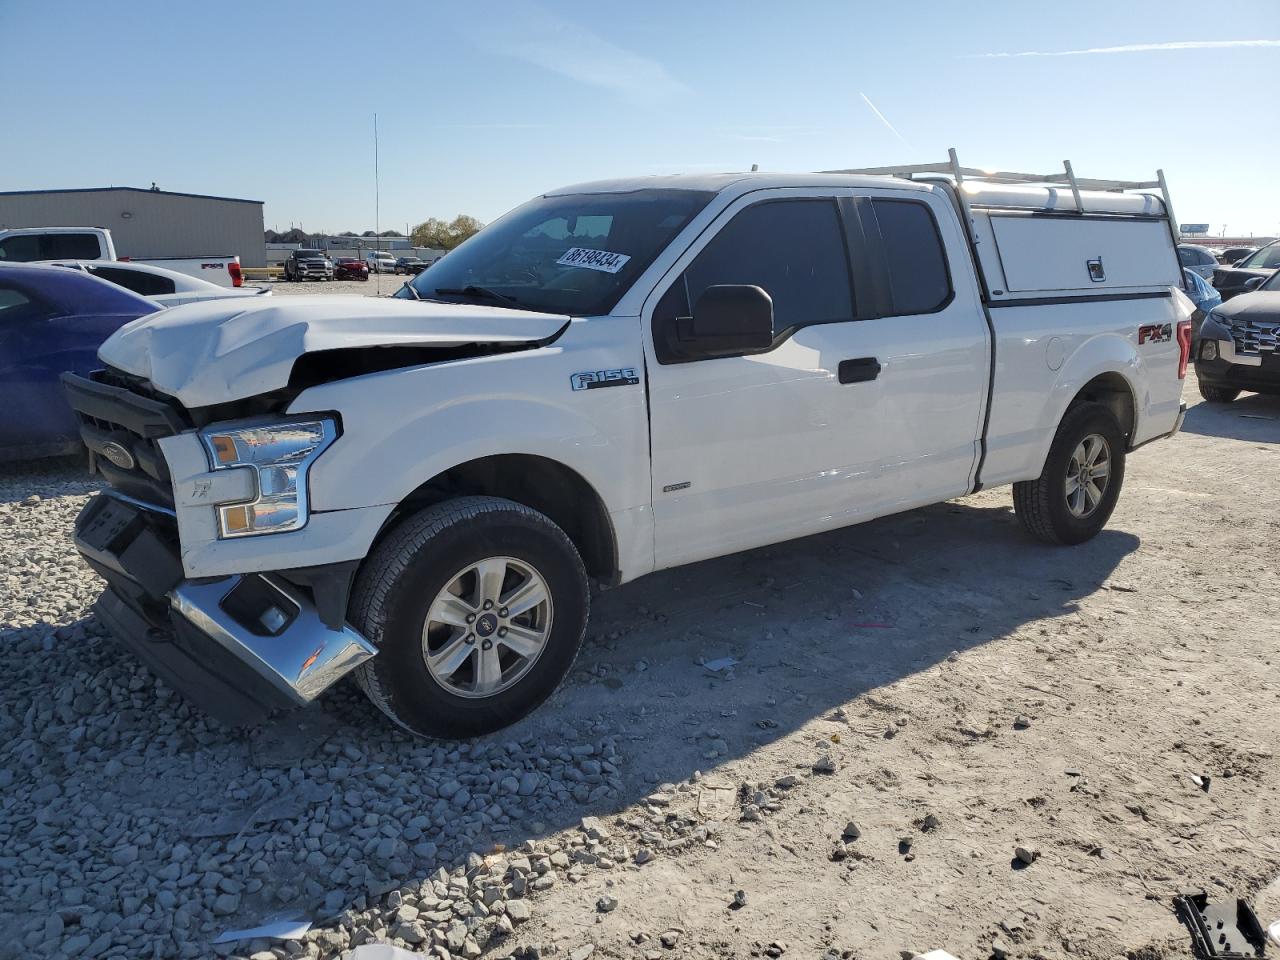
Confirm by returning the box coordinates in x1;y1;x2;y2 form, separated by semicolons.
867;198;952;315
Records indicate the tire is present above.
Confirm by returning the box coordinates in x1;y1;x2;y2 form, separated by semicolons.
1013;402;1126;546
1198;383;1240;403
350;496;589;739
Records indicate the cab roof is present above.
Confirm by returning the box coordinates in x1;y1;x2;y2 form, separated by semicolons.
545;171;935;197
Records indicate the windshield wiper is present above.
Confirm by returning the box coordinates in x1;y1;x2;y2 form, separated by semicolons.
433;285;520;306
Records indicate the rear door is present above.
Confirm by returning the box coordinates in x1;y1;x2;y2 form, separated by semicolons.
643;189;887;570
854;193;990;511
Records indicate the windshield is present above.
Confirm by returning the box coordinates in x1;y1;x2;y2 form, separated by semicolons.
399;189;714;315
297;249;323;257
1262;270;1280;292
1240;242;1280;270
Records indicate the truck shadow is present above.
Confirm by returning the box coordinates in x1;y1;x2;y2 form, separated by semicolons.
1181;392;1280;443
0;495;1138;942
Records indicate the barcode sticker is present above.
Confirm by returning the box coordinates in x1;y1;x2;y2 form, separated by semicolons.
556;247;631;274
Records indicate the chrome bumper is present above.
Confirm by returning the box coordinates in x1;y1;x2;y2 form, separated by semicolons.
170;576;376;706
74;492;376;724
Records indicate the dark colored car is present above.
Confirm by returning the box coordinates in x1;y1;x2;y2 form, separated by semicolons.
1218;246;1257;265
1213;239;1280;300
333;257;369;281
394;256;427;275
1194;267;1280;403
283;249;334;282
0;263;158;460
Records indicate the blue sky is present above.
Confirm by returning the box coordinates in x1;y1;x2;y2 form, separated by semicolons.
3;0;1278;236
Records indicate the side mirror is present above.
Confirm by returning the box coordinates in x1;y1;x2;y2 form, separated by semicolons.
687;284;774;356
1244;276;1266;292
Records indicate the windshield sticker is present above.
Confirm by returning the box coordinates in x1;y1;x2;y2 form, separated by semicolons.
556;247;631;274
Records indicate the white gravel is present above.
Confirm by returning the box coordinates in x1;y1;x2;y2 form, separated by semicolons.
4;368;1280;960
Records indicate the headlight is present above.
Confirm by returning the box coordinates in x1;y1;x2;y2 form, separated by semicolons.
200;418;337;538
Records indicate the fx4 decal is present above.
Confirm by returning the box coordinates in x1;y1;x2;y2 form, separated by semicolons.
1138;323;1173;345
570;368;640;391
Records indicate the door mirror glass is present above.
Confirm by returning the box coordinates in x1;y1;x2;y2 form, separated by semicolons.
689;284;774;356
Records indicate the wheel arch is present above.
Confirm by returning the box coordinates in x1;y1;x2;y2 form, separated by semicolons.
376;454;619;584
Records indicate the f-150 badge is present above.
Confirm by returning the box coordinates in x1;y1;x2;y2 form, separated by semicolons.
571;368;640;391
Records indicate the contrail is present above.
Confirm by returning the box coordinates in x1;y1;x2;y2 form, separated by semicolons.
859;92;911;148
967;38;1280;58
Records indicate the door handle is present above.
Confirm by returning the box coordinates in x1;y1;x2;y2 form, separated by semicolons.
837;357;881;384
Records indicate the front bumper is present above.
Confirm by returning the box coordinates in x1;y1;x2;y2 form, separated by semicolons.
1195;353;1280;394
74;493;376;725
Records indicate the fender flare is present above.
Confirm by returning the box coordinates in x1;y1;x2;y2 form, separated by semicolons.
1025;333;1141;478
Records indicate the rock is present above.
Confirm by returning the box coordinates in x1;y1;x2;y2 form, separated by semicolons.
506;900;532;923
775;775;801;790
812;754;837;774
991;938;1011;959
570;946;595;960
921;814;941;832
212;893;241;916
1015;845;1040;866
112;844;139;866
732;890;747;909
842;821;862;841
1013;715;1032;730
580;816;611;841
596;895;618;913
660;930;681;949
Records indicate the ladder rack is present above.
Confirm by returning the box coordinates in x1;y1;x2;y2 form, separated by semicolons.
826;147;1179;265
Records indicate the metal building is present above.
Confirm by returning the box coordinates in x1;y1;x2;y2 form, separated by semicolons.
0;186;266;267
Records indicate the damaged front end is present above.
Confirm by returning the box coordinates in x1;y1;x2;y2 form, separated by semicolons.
63;368;376;726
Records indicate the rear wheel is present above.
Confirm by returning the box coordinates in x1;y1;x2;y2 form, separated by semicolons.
350;496;589;739
1013;402;1126;545
1198;383;1240;403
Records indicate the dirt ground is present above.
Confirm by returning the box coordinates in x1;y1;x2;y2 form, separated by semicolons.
3;367;1278;960
503;372;1280;960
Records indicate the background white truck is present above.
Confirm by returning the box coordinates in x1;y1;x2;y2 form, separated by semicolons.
0;226;244;287
62;152;1191;739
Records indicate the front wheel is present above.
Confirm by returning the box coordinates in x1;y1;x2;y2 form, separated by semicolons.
350;496;589;739
1198;383;1240;403
1013;402;1126;545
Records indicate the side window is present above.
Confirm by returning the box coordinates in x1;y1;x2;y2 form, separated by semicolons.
42;233;102;260
0;233;101;262
88;265;175;296
870;199;952;315
1177;247;1195;266
0;285;55;324
680;199;853;336
0;235;42;262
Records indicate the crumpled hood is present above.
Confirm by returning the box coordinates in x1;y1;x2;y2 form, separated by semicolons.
98;295;569;408
1212;291;1280;321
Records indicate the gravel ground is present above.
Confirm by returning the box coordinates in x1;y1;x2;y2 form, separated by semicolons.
3;373;1279;960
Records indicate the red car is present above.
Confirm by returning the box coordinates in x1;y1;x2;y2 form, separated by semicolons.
333;257;369;281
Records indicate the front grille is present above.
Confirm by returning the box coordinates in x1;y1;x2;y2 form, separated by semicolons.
63;368;191;508
1228;318;1280;356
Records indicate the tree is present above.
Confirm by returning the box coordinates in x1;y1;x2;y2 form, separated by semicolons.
411;215;484;251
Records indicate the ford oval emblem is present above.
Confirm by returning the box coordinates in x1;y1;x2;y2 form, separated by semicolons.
100;441;136;471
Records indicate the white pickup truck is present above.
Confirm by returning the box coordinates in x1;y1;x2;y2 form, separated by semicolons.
0;226;244;288
62;153;1191;738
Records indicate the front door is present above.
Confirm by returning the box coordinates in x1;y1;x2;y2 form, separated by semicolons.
642;190;887;571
